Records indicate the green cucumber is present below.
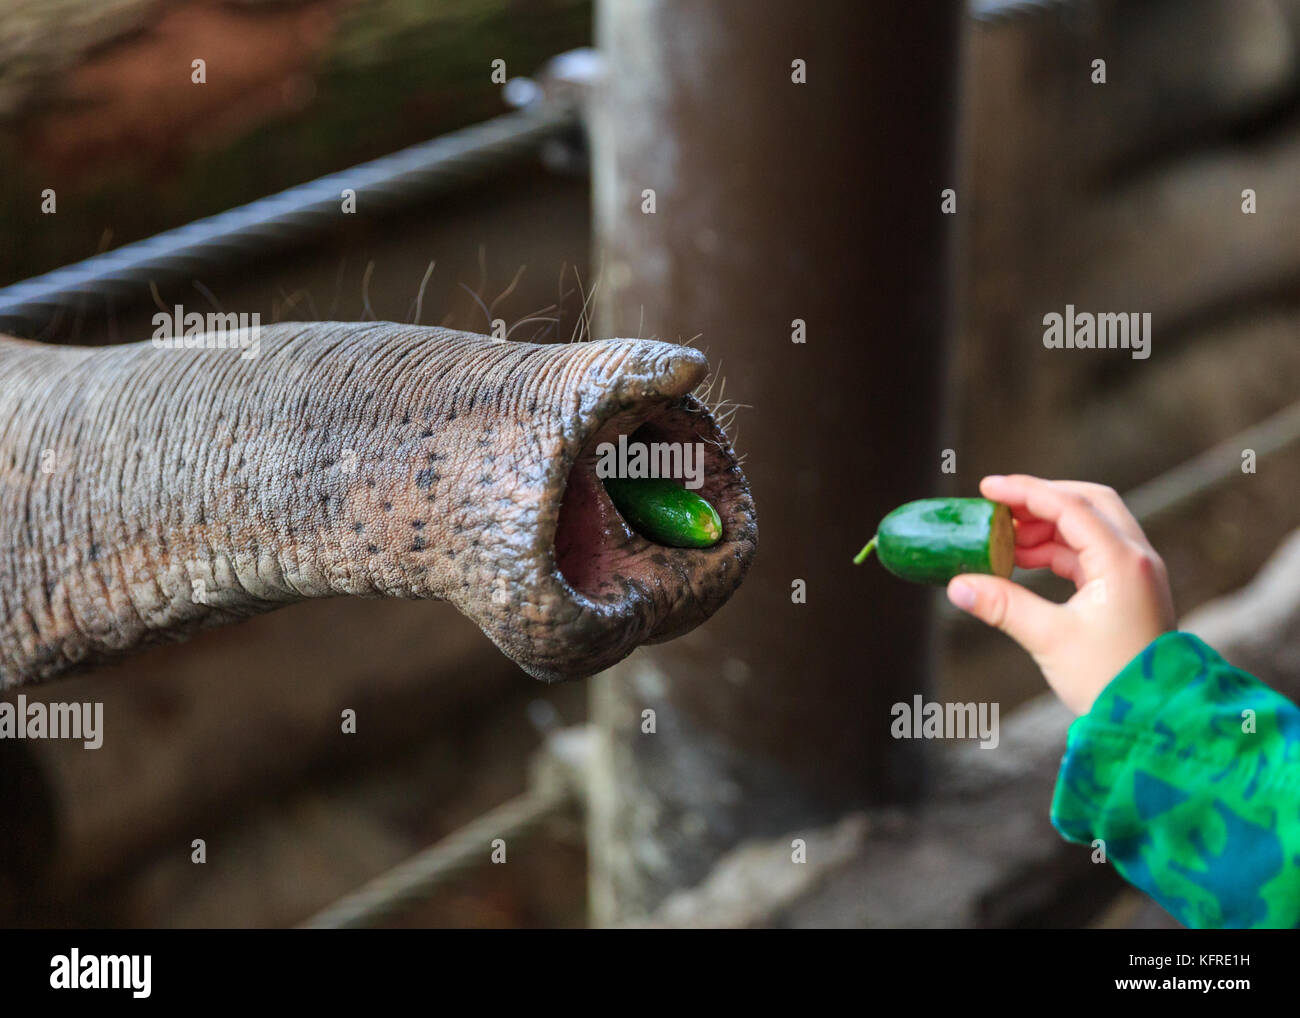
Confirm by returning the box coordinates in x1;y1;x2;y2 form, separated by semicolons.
854;497;1013;584
604;477;723;549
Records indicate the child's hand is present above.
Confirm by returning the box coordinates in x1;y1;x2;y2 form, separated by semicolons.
946;475;1176;715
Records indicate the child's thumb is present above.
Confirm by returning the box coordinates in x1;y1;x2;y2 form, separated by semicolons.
947;575;1059;657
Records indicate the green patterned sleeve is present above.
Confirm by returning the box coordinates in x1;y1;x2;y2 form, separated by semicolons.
1050;631;1300;928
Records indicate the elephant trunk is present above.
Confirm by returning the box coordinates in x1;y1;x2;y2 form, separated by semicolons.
0;323;756;686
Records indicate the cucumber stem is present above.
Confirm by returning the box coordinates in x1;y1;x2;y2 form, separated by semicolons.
852;536;877;565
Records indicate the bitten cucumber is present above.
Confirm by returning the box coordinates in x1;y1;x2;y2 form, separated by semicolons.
604;477;723;549
854;497;1013;584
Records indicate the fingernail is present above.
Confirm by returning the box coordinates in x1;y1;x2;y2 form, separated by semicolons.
984;474;1005;483
948;581;976;611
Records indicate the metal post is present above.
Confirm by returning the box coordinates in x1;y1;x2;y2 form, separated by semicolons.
588;0;965;922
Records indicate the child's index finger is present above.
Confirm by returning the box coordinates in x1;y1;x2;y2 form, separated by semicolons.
980;474;1127;565
1047;479;1147;544
978;476;1042;522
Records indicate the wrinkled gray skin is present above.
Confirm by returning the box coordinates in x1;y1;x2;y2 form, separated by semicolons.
0;323;757;688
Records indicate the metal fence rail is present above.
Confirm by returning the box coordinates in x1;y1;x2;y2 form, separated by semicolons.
299;726;588;929
0;103;578;337
299;785;571;929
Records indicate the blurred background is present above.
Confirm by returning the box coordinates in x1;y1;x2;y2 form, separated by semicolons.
0;0;1298;928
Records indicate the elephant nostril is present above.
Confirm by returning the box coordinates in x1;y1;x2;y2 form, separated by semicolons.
551;397;753;615
553;454;625;599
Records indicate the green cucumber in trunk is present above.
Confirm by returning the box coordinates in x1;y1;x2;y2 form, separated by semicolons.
854;497;1014;584
605;477;723;548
